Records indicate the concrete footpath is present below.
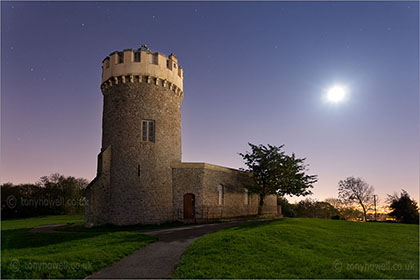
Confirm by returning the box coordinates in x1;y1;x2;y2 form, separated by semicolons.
87;219;274;279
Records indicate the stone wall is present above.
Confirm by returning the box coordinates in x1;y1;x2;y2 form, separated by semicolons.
86;75;183;226
102;49;183;90
85;145;112;227
172;162;278;221
172;166;204;220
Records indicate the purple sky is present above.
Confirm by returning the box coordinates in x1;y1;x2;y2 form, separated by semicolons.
2;1;419;203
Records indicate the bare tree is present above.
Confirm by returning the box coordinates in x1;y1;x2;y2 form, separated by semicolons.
338;177;374;221
324;197;343;209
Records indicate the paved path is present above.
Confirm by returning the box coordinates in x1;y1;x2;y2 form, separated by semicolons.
29;223;68;233
88;219;274;279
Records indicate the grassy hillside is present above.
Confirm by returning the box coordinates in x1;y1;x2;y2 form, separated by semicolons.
1;215;156;279
173;218;419;279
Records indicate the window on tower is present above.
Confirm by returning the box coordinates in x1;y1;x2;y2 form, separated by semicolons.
152;53;158;65
141;120;155;143
118;52;124;64
134;51;141;62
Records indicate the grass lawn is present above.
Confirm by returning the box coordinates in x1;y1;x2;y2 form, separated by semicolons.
1;215;156;279
57;220;184;232
173;218;419;279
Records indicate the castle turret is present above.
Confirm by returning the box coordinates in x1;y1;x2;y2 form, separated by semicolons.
85;44;183;226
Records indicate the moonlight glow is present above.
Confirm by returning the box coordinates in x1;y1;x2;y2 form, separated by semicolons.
326;86;347;103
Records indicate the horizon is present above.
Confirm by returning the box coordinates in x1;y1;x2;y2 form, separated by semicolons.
1;1;419;204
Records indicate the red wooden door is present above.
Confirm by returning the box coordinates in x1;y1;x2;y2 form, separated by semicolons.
183;193;195;219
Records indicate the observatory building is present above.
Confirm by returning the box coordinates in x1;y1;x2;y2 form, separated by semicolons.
85;45;277;226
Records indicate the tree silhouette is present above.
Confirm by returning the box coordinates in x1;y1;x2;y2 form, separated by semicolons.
387;190;419;224
239;143;317;215
338;177;374;221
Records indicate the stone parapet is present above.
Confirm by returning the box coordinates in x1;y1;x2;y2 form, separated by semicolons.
101;46;183;90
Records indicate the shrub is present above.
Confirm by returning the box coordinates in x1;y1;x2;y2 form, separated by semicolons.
1;173;88;219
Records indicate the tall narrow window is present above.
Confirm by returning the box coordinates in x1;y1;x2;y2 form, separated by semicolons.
244;188;249;205
118;52;124;64
141;120;155;142
134;51;141;62
142;121;148;141
217;185;224;205
148;121;155;142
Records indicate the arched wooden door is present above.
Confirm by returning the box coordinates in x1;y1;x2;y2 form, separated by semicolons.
183;193;195;220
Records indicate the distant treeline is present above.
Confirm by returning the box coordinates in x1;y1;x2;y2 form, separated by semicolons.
1;173;88;219
278;197;363;221
278;194;419;224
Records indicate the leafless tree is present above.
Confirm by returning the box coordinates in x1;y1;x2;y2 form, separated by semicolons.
324;197;343;209
338;177;374;221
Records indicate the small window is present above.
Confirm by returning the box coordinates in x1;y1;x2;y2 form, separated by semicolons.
173;63;177;69
118;52;124;64
244;188;250;205
141;120;155;142
217;185;224;205
152;53;158;65
134;51;141;62
166;60;170;68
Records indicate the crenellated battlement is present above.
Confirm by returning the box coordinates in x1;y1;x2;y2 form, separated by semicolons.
101;74;183;97
101;44;183;91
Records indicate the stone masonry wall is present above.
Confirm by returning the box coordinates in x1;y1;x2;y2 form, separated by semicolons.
172;163;278;221
85;145;112;227
201;167;277;219
96;81;182;225
172;167;204;220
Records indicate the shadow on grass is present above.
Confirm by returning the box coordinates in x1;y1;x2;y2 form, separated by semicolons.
1;228;110;250
57;220;186;233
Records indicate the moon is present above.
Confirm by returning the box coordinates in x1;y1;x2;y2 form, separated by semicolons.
326;86;347;103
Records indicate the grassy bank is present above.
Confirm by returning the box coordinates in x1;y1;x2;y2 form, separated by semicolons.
1;215;156;279
173;218;419;279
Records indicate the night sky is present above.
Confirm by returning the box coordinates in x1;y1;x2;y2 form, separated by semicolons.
2;1;419;203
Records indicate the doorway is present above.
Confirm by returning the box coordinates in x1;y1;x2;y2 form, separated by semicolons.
183;193;195;220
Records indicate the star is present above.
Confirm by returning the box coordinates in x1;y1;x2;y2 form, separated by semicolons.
30;67;34;72
81;23;85;27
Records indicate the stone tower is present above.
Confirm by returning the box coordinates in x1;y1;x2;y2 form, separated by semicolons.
85;45;183;226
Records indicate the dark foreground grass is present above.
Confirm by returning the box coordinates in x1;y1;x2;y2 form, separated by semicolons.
173;218;419;279
57;220;185;232
1;215;156;279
